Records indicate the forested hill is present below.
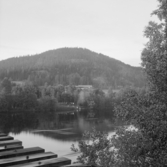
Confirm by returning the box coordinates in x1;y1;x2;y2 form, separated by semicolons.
0;48;146;88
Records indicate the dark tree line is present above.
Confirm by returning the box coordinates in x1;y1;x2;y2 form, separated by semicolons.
1;75;144;133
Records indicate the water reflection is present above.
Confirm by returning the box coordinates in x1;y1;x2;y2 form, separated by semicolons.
0;113;38;134
32;129;82;141
9;131;79;162
0;115;81;162
0;115;115;163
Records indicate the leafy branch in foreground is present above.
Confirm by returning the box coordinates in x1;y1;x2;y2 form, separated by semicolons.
71;127;116;167
71;127;155;167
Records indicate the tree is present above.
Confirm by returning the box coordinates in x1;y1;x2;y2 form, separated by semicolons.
10;83;38;111
69;73;81;85
114;1;167;165
71;128;116;167
134;1;167;165
0;77;12;94
114;87;141;122
38;97;57;121
72;127;151;167
72;1;167;166
141;0;167;103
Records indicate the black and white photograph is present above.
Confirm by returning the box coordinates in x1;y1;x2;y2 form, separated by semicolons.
0;0;167;166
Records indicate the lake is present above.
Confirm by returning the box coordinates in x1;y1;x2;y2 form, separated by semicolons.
9;129;80;163
8;128;115;163
0;114;116;163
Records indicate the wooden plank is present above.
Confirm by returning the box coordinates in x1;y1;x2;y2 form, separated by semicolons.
0;145;23;152
0;136;14;141
0;147;45;159
10;157;71;167
0;140;22;147
0;133;7;137
0;152;57;167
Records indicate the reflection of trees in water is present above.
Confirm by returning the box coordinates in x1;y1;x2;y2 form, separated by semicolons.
32;130;82;142
0;111;80;136
0;112;38;134
0;79;115;136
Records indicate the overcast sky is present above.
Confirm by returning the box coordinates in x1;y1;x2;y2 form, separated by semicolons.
0;0;158;66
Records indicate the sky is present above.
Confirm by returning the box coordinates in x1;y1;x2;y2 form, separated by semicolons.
0;0;158;66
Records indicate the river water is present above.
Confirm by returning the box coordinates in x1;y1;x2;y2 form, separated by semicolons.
9;130;80;162
9;128;115;163
0;115;115;163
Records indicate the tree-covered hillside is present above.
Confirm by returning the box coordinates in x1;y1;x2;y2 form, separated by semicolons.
0;48;146;88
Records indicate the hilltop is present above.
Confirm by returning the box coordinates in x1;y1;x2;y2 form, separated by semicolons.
0;48;146;88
